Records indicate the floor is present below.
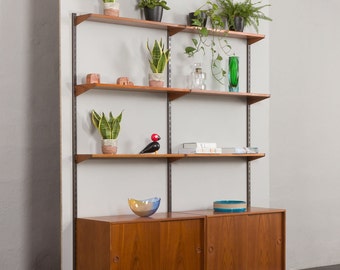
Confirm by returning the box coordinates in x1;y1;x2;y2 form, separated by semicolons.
302;265;340;270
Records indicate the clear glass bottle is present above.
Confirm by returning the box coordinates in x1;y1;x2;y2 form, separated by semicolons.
191;63;206;90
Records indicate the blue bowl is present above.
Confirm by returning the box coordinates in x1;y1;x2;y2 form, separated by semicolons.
128;197;161;217
213;200;246;212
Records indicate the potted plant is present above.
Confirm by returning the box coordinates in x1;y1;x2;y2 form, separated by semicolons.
218;0;271;32
185;1;231;85
103;0;120;17
137;0;170;22
91;110;123;154
147;39;170;87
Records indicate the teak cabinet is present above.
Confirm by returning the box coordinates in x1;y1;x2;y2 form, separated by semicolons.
186;208;286;270
76;208;285;270
76;213;204;270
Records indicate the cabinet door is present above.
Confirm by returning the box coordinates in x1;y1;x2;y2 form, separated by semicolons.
76;220;111;270
110;223;160;270
206;215;248;270
247;213;285;270
160;219;204;270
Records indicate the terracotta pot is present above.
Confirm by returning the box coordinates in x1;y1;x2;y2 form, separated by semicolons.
104;2;120;17
149;73;164;87
102;139;118;154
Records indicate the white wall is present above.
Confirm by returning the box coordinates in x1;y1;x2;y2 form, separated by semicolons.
0;0;60;269
269;0;340;269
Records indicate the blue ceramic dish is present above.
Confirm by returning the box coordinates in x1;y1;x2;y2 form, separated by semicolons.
213;200;247;212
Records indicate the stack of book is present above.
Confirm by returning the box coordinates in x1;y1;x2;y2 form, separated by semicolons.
178;142;221;154
221;147;259;154
178;143;259;154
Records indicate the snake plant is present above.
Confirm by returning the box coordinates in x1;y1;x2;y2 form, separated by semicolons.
147;39;170;74
91;110;123;139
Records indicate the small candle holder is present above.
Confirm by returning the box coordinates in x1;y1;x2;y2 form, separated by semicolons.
86;73;100;84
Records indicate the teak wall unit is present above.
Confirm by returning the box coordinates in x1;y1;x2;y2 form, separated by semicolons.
72;13;284;270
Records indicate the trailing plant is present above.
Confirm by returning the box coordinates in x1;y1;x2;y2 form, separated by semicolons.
137;0;170;10
147;39;170;73
218;0;271;32
185;1;231;85
91;110;123;139
103;0;116;3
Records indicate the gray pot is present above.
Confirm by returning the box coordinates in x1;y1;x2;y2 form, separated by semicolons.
234;16;245;32
144;6;163;22
188;11;207;27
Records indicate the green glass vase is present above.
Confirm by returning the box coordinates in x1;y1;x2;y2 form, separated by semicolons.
228;56;239;92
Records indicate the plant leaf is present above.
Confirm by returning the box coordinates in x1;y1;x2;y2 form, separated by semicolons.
91;110;101;130
99;114;112;139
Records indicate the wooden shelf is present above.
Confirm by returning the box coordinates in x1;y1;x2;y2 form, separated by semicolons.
75;153;265;163
74;13;265;44
74;83;189;100
74;83;270;104
189;89;270;105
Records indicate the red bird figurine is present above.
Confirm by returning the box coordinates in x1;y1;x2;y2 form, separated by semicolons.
140;133;161;154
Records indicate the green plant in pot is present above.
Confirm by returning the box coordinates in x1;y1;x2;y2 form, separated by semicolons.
103;0;120;17
91;110;123;154
137;0;170;22
218;0;271;32
185;1;231;85
147;39;170;87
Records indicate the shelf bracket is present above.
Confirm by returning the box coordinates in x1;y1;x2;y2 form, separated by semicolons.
74;14;92;26
74;84;98;96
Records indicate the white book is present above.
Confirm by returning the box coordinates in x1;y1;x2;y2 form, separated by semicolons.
178;147;222;154
221;147;259;154
182;142;217;149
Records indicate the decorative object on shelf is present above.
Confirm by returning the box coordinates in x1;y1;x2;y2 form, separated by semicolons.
228;55;239;92
137;0;170;22
128;197;161;217
213;200;247;212
188;11;207;27
91;110;123;154
140;133;161;154
221;147;259;153
191;63;207;90
146;39;169;87
86;73;100;84
178;147;222;154
217;0;272;32
184;1;231;85
178;142;220;154
116;77;134;86
103;0;120;17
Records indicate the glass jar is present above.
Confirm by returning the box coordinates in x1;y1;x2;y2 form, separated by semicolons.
191;63;206;90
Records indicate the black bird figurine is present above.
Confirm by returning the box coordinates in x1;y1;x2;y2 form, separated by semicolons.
139;133;161;154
